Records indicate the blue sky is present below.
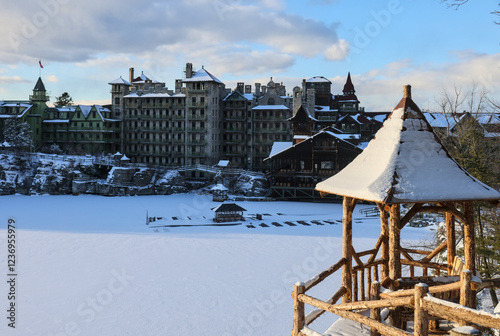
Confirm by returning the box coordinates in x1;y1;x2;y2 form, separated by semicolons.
0;0;498;111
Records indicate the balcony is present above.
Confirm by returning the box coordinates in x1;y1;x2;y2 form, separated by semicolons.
187;139;207;145
187;114;206;120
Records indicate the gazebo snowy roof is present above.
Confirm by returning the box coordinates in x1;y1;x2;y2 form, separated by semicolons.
212;203;246;213
316;85;500;204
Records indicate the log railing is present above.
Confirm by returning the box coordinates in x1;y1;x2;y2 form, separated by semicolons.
292;269;500;336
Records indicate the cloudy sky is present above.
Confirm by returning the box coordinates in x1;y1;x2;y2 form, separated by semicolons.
0;0;498;111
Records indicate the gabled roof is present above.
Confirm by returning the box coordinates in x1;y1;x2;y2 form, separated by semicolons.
182;67;223;84
316;85;500;204
212;203;247;213
337;113;379;125
223;90;249;101
131;72;161;84
108;76;132;86
265;126;362;161
34;77;46;91
289;105;317;122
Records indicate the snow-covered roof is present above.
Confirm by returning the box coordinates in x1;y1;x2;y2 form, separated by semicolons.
217;160;230;167
78;105;93;119
183;68;223;84
252;105;289;110
424;112;459;129
306;76;331;83
268;142;293;158
212;203;246;213
265;128;360;161
108;77;132;86
243;93;254;100
210;184;228;191
43;119;70;123
316;85;500;204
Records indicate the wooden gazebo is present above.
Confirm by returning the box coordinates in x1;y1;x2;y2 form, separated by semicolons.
291;85;500;336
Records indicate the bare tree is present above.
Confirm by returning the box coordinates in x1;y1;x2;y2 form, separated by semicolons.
441;0;500;24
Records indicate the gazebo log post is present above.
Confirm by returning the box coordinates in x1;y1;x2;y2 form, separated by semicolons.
377;203;390;280
342;196;356;303
463;201;476;275
389;203;402;328
446;208;456;275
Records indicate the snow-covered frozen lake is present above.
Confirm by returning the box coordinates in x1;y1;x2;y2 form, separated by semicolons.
0;194;434;335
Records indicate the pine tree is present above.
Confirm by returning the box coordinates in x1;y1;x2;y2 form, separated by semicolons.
54;92;73;106
3;117;33;153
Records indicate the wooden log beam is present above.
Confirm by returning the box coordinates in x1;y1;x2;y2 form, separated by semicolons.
303;258;346;292
422;240;448;262
422;296;500;330
358;249;378;258
370;282;381;336
299;294;413;336
399;203;423;229
353;259;386;272
463;202;476;275
400;259;448;271
446;211;456;275
402;248;431;256
414;284;429;336
351;245;364;267
389;204;402;282
325;296;413;311
460;270;473;313
292;284;305;336
380;282;461;298
401;249;415;261
342;197;356;303
377;203;390;280
368;233;386;264
419;204;466;225
389;203;402;329
305;286;347;326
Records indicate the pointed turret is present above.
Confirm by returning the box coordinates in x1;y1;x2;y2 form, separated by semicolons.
30;77;49;103
343;72;355;95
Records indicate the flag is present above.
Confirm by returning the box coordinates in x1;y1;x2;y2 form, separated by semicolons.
39;60;43;69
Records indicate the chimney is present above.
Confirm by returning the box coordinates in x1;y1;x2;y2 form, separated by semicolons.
292;86;302;114
255;83;261;96
185;63;193;78
236;82;244;94
129;67;134;83
245;85;252;94
306;88;315;117
403;84;411;98
175;79;182;93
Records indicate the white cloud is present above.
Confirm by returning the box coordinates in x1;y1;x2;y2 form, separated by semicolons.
324;39;350;61
350;51;500;111
46;75;59;82
0;0;346;67
0;76;30;85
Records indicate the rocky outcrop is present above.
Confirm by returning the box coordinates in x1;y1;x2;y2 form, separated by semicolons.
232;174;269;197
0;153;268;197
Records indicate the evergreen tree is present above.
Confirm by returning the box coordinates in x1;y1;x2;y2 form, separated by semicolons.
54;92;73;106
3;117;33;152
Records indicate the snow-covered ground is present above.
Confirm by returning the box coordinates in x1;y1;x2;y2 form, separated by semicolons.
0;193;434;336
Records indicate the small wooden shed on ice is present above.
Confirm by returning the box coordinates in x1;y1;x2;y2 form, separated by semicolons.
291;85;500;336
212;203;246;223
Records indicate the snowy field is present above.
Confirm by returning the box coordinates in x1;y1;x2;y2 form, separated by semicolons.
0;193;434;336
